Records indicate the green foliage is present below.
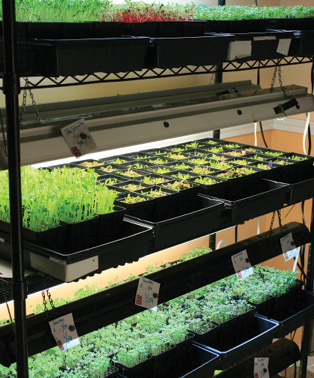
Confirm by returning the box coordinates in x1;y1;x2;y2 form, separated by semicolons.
0;166;117;231
5;2;314;22
13;0;112;22
193;5;314;21
194;176;218;185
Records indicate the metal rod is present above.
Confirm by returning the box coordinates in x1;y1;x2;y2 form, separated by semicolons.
300;199;314;378
2;0;28;376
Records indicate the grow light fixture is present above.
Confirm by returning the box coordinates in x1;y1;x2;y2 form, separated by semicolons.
0;80;314;168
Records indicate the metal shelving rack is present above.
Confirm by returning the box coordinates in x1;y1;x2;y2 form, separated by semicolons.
2;56;312;90
1;1;314;377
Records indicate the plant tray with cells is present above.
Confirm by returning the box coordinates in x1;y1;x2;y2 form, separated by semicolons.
0;166;153;281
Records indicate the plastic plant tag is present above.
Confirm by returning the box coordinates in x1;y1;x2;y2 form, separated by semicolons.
254;357;270;378
227;41;252;60
280;232;296;255
135;276;160;309
277;39;291;56
61;118;96;158
49;313;80;352
231;249;253;280
283;246;300;262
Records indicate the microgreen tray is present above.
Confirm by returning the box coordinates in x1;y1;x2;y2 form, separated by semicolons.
195;314;279;370
126;193;227;251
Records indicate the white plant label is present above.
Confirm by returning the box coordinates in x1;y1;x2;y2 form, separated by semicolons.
254;357;270;378
61;118;96;158
231;249;253;280
277;38;291;56
135;276;160;309
49;313;80;351
283;246;299;262
227;40;252;60
280;232;296;256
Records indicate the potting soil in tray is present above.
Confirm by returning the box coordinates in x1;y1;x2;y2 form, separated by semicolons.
126;193;227;251
196;314;279;370
210;178;290;225
0;36;150;76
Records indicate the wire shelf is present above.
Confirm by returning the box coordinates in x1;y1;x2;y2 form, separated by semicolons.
1;56;312;90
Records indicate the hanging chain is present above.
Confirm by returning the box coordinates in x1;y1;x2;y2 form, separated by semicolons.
269;209;284;234
42;290;48;312
270;65;287;97
20;77;41;124
42;289;55;312
46;289;55;309
269;211;276;234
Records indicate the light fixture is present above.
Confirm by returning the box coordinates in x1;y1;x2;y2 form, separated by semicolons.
0;80;313;168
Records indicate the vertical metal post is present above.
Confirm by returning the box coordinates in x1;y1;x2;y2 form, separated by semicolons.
2;0;28;376
299;199;314;378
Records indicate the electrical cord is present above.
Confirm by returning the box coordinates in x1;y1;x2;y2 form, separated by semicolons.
0;281;15;333
259;121;268;148
303;113;311;155
308;124;312;155
217;240;227;249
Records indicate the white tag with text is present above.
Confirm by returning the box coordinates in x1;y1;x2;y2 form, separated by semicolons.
135;276;160;309
254;357;270;378
61;119;96;158
49;313;80;351
280;232;295;254
232;250;253;280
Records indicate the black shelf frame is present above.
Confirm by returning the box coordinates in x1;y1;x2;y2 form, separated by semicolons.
1;56;312;90
0;221;310;366
1;0;314;376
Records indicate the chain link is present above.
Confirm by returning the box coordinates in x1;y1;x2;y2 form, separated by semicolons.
42;290;48;312
269;209;284;234
42;289;55;311
270;65;287;97
20;77;41;124
46;289;55;309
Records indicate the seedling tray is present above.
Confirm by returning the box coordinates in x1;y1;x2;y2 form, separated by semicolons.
196;314;279;370
176;344;220;378
271;163;314;205
0;218;153;282
257;290;314;338
0;36;150;76
145;34;233;69
126;194;226;251
210;178;290;224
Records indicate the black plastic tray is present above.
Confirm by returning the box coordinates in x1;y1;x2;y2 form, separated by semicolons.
257;290;314;338
126;193;226;251
0;36;150;76
0;218;153;282
196;314;279;370
209;178;290;224
145;34;234;69
270;163;314;205
117;344;219;378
